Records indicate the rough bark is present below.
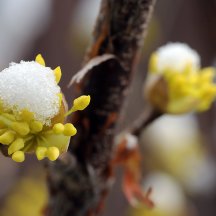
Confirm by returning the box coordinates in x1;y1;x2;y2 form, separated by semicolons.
47;0;156;215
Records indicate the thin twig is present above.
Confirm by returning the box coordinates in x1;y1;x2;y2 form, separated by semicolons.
130;106;161;137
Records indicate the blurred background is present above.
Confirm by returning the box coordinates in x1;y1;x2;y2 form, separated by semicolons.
0;0;216;216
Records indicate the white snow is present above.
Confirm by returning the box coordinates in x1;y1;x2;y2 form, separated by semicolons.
125;133;138;150
155;42;200;73
0;61;60;125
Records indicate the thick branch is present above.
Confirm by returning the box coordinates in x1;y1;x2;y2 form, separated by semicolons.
47;0;156;215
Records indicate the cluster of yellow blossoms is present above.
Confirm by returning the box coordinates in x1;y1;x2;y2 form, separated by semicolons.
146;43;216;114
0;54;90;162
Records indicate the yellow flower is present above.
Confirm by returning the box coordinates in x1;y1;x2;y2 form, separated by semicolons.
0;172;48;216
145;43;216;114
0;54;90;162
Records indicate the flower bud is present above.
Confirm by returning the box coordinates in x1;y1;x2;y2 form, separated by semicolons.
0;54;90;162
145;43;216;114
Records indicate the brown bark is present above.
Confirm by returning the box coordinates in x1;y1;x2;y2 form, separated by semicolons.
130;107;161;137
47;0;156;215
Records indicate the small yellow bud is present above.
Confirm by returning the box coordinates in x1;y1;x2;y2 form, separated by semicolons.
65;95;91;116
63;123;77;136
53;123;65;134
200;67;215;82
182;62;193;75
12;151;25;162
11;122;30;136
30;121;43;133
57;93;63;106
46;147;59;161
20;109;34;122
0;131;15;145
73;95;91;111
8;138;24;155
36;147;47;160
53;66;62;84
148;53;158;73
2;113;16;121
35;54;45;66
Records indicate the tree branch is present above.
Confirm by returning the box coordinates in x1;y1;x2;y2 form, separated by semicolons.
130;106;161;137
47;0;156;215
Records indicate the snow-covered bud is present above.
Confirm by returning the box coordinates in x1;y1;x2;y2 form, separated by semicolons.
145;43;216;114
0;54;90;162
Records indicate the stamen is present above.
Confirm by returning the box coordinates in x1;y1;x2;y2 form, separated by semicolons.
53;66;62;84
149;53;158;73
35;54;45;66
8;138;25;155
2;113;16;121
36;146;47;160
46;147;59;161
65;95;91;116
20;109;34;122
30;121;43;133
63;123;77;136
11;122;30;136
53;123;64;134
12;151;25;162
57;93;63;106
0;131;15;145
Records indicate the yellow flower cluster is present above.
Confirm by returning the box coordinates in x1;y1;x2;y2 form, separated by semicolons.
147;45;216;114
0;173;48;216
164;66;216;113
0;55;90;162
